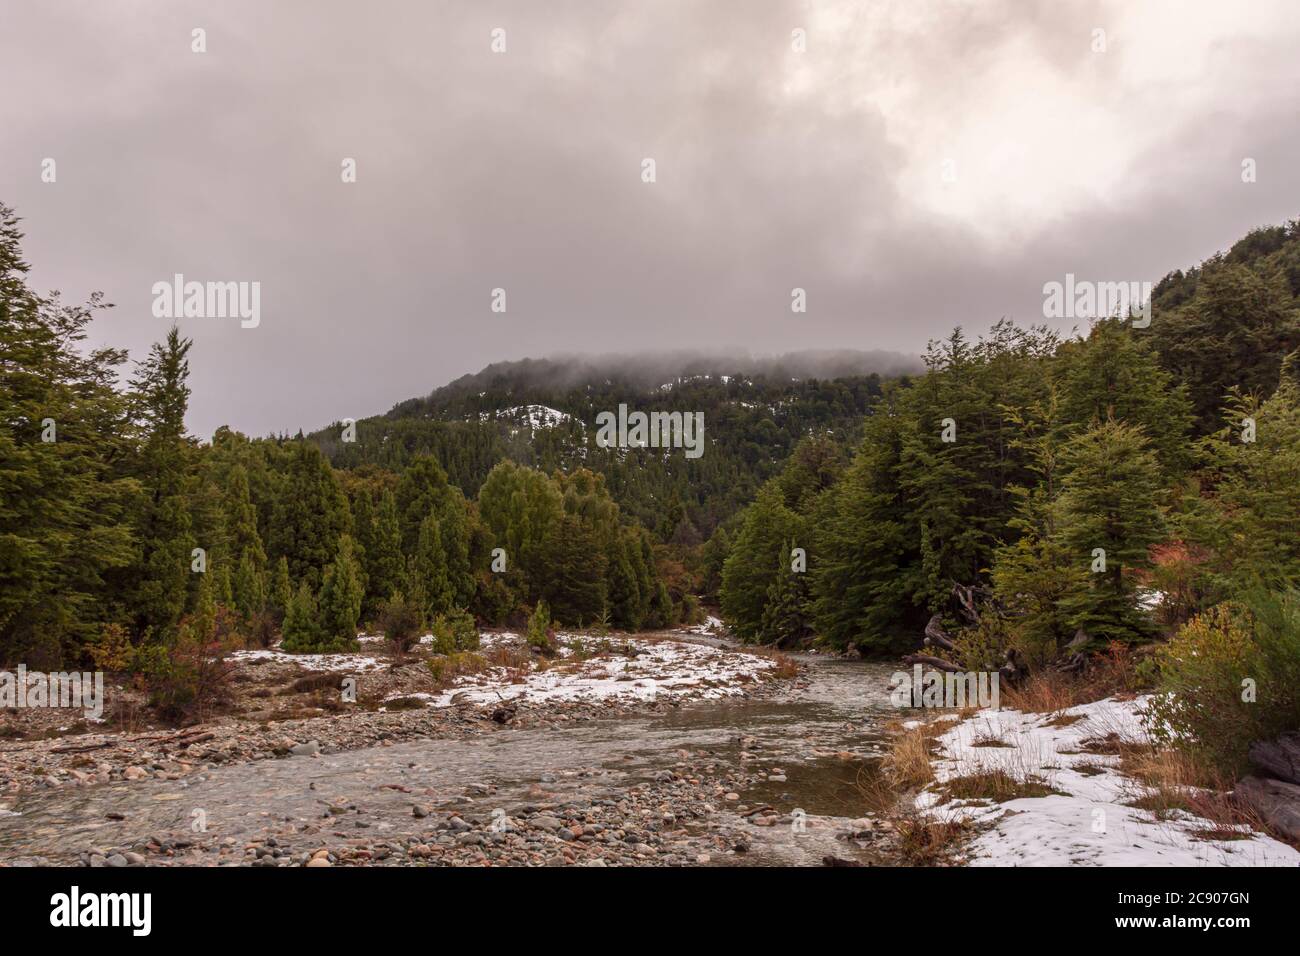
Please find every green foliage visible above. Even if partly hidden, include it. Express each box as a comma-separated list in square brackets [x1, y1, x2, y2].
[363, 490, 405, 616]
[526, 599, 553, 651]
[270, 556, 292, 619]
[377, 590, 425, 653]
[1054, 419, 1166, 642]
[757, 542, 812, 646]
[266, 441, 351, 589]
[720, 484, 802, 641]
[280, 582, 324, 652]
[428, 608, 479, 655]
[317, 534, 364, 648]
[1146, 593, 1300, 775]
[1151, 245, 1300, 434]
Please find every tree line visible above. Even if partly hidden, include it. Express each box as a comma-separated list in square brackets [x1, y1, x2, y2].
[0, 204, 678, 688]
[720, 220, 1300, 668]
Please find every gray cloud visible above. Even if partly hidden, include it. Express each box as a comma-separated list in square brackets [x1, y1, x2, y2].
[2, 0, 1297, 437]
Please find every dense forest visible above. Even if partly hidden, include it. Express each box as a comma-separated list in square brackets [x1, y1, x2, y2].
[4, 199, 1300, 772]
[718, 218, 1300, 653]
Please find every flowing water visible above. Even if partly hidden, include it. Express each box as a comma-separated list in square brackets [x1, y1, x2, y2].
[0, 649, 904, 866]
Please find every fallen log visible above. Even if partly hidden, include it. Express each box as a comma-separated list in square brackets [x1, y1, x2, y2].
[901, 653, 966, 674]
[50, 740, 114, 754]
[1249, 732, 1300, 786]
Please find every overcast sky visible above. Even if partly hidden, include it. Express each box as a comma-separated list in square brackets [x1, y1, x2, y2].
[3, 0, 1299, 438]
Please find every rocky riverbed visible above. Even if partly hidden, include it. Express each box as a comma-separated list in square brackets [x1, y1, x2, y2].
[0, 628, 908, 867]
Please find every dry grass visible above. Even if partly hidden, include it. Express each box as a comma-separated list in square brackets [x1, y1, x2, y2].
[970, 730, 1014, 748]
[425, 651, 490, 689]
[892, 814, 974, 865]
[881, 717, 959, 789]
[1003, 643, 1140, 715]
[854, 749, 973, 865]
[745, 647, 801, 679]
[941, 769, 1064, 803]
[1117, 745, 1283, 841]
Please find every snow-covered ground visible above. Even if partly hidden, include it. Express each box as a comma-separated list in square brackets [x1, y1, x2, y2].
[915, 696, 1300, 867]
[478, 404, 576, 429]
[227, 647, 387, 673]
[383, 635, 772, 710]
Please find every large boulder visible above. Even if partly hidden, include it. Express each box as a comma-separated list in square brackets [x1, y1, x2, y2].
[1235, 775, 1300, 842]
[1249, 731, 1300, 786]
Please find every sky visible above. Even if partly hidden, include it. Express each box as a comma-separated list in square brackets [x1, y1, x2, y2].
[2, 0, 1299, 438]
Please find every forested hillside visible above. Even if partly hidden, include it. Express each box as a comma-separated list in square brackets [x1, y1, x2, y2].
[310, 351, 915, 539]
[720, 220, 1300, 659]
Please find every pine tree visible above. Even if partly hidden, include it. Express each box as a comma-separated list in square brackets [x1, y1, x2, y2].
[363, 490, 405, 613]
[233, 551, 265, 621]
[266, 440, 351, 588]
[317, 534, 364, 648]
[809, 400, 920, 652]
[280, 582, 323, 652]
[758, 542, 812, 645]
[605, 530, 643, 629]
[720, 484, 801, 640]
[411, 513, 453, 620]
[541, 514, 607, 625]
[1055, 418, 1167, 642]
[270, 556, 292, 620]
[128, 327, 197, 640]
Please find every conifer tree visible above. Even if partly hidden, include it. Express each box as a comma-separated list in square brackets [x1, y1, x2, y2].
[720, 483, 801, 640]
[270, 556, 292, 620]
[363, 490, 406, 613]
[280, 581, 323, 652]
[317, 534, 364, 648]
[128, 327, 197, 640]
[412, 513, 453, 619]
[266, 441, 351, 588]
[1055, 419, 1166, 642]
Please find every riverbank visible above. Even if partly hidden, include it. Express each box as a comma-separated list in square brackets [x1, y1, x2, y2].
[0, 641, 909, 868]
[903, 695, 1300, 866]
[0, 625, 790, 799]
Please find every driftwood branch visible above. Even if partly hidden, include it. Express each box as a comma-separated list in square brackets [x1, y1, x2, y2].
[923, 613, 956, 651]
[952, 582, 982, 625]
[50, 740, 114, 754]
[902, 653, 966, 674]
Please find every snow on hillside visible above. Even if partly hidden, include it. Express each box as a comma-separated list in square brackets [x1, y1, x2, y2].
[478, 404, 577, 429]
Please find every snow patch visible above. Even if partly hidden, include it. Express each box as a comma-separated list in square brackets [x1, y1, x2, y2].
[916, 696, 1300, 867]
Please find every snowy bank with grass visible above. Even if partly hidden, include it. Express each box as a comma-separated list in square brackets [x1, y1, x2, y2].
[388, 635, 775, 709]
[915, 696, 1300, 866]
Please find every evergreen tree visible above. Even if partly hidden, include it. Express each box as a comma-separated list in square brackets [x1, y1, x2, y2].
[1055, 419, 1166, 642]
[280, 581, 323, 652]
[758, 541, 812, 645]
[317, 534, 364, 648]
[541, 514, 607, 625]
[266, 441, 351, 588]
[233, 551, 265, 621]
[363, 490, 405, 614]
[411, 513, 453, 619]
[720, 484, 801, 640]
[270, 556, 292, 620]
[809, 402, 920, 652]
[128, 327, 197, 640]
